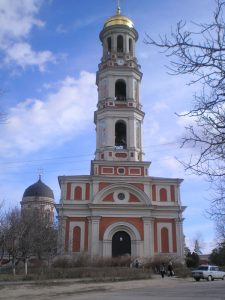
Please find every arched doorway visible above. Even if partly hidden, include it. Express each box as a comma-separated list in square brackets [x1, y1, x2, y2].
[112, 231, 131, 257]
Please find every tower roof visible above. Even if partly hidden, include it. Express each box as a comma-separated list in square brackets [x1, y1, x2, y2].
[104, 14, 134, 29]
[22, 177, 54, 199]
[104, 2, 134, 29]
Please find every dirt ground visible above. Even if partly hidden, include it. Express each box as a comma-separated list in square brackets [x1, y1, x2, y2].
[0, 276, 194, 300]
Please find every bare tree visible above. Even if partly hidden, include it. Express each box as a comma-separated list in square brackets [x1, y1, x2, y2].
[0, 201, 7, 264]
[24, 210, 57, 261]
[19, 210, 57, 274]
[1, 207, 57, 276]
[207, 179, 225, 240]
[144, 0, 225, 237]
[3, 207, 25, 275]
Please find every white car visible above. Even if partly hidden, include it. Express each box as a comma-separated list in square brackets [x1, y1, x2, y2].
[192, 265, 225, 281]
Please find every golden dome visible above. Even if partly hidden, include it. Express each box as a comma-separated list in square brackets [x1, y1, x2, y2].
[104, 15, 134, 29]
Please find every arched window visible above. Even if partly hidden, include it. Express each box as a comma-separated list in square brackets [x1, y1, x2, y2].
[115, 121, 127, 149]
[161, 227, 169, 253]
[107, 37, 112, 53]
[160, 188, 167, 202]
[45, 209, 51, 223]
[115, 80, 126, 101]
[74, 186, 82, 200]
[129, 38, 133, 54]
[117, 35, 123, 53]
[72, 226, 81, 252]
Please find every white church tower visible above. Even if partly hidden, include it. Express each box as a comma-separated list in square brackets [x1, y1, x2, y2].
[56, 4, 185, 259]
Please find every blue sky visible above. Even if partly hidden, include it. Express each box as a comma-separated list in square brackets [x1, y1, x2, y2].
[0, 0, 216, 253]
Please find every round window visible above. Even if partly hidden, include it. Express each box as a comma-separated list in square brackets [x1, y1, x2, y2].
[118, 193, 125, 200]
[118, 168, 125, 175]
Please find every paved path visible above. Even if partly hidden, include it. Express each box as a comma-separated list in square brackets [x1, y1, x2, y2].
[0, 276, 225, 300]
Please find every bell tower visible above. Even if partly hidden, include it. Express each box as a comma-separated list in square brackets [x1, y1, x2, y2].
[92, 4, 150, 176]
[56, 3, 185, 260]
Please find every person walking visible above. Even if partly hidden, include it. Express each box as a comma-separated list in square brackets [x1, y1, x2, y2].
[159, 263, 166, 278]
[168, 261, 174, 277]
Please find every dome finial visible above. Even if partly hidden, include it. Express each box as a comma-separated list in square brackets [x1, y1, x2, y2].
[117, 0, 121, 15]
[38, 168, 43, 181]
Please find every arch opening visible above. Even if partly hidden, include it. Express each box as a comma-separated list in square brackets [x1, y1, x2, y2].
[160, 188, 167, 202]
[73, 226, 81, 252]
[115, 80, 126, 101]
[129, 38, 133, 54]
[161, 227, 169, 253]
[112, 231, 131, 257]
[74, 186, 82, 200]
[107, 37, 112, 53]
[115, 121, 127, 149]
[117, 35, 123, 53]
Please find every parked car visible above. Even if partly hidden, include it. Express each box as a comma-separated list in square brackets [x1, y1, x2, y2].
[192, 265, 225, 281]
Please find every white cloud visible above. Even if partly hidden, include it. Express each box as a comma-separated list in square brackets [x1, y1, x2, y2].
[0, 0, 55, 70]
[0, 0, 44, 42]
[0, 71, 97, 157]
[4, 42, 55, 71]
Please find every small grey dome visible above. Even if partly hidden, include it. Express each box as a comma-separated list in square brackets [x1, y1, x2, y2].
[23, 177, 54, 199]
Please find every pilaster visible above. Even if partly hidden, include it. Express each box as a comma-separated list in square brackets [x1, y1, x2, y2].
[57, 216, 67, 254]
[142, 217, 154, 257]
[176, 218, 184, 259]
[88, 216, 101, 256]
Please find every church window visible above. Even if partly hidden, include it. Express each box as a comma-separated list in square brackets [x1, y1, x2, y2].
[129, 38, 133, 54]
[161, 227, 169, 253]
[117, 35, 123, 53]
[107, 37, 112, 53]
[115, 80, 126, 101]
[66, 182, 71, 200]
[45, 209, 51, 222]
[72, 226, 81, 252]
[118, 167, 125, 175]
[118, 193, 125, 200]
[160, 188, 167, 202]
[115, 121, 127, 149]
[74, 186, 82, 200]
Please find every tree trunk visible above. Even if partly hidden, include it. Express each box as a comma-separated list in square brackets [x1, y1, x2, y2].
[24, 258, 28, 276]
[12, 258, 16, 276]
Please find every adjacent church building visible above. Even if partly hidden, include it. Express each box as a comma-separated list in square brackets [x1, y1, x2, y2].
[55, 7, 185, 259]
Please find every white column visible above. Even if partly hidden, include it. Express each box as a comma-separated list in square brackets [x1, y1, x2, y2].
[87, 217, 92, 255]
[103, 240, 111, 257]
[107, 118, 115, 146]
[112, 34, 116, 53]
[90, 216, 101, 257]
[142, 217, 154, 257]
[60, 177, 67, 201]
[57, 216, 67, 254]
[176, 218, 184, 259]
[128, 117, 135, 149]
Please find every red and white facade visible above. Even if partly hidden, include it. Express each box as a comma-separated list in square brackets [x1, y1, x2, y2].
[56, 8, 185, 259]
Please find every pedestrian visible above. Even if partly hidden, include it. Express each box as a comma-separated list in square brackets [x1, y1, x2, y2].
[135, 259, 139, 268]
[168, 261, 174, 277]
[159, 263, 166, 278]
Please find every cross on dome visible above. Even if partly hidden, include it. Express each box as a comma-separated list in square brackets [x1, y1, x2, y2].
[117, 0, 121, 15]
